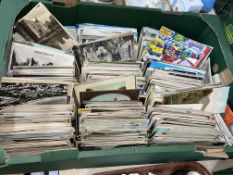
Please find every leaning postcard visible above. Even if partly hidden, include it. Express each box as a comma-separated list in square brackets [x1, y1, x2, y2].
[14, 3, 76, 50]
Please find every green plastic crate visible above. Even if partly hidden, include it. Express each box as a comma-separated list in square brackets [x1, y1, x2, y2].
[215, 0, 233, 62]
[215, 0, 233, 16]
[1, 0, 233, 174]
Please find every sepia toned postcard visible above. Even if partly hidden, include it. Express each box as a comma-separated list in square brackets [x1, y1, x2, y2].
[14, 3, 77, 50]
[80, 89, 139, 103]
[74, 75, 136, 103]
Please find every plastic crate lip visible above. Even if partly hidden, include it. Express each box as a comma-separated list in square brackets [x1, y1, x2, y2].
[5, 144, 196, 165]
[1, 0, 233, 173]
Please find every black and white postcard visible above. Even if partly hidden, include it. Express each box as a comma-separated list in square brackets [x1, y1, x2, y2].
[73, 32, 135, 63]
[0, 78, 73, 107]
[9, 42, 74, 69]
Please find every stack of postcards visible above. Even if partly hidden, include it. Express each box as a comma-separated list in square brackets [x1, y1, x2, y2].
[79, 100, 148, 149]
[0, 77, 74, 156]
[1, 2, 233, 157]
[0, 3, 77, 156]
[74, 75, 148, 149]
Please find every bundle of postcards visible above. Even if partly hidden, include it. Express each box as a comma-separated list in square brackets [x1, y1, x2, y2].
[139, 26, 233, 152]
[75, 23, 146, 94]
[2, 2, 233, 157]
[72, 23, 149, 149]
[11, 2, 78, 83]
[0, 3, 78, 156]
[72, 23, 233, 152]
[74, 75, 148, 149]
[0, 77, 75, 156]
